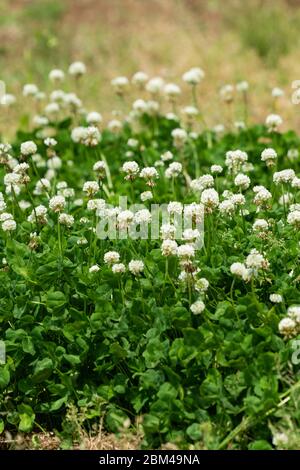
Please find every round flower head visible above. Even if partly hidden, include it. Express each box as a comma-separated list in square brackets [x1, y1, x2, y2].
[128, 260, 144, 276]
[68, 61, 86, 77]
[111, 76, 129, 95]
[278, 317, 297, 338]
[287, 210, 300, 227]
[140, 191, 153, 202]
[272, 87, 284, 98]
[220, 84, 234, 103]
[165, 162, 182, 179]
[122, 161, 139, 180]
[270, 294, 283, 304]
[171, 128, 187, 148]
[89, 265, 100, 273]
[182, 67, 205, 85]
[104, 251, 120, 265]
[190, 300, 205, 315]
[107, 119, 122, 134]
[261, 148, 277, 167]
[86, 111, 102, 125]
[146, 77, 164, 95]
[132, 71, 149, 88]
[58, 213, 74, 227]
[23, 84, 39, 97]
[49, 195, 66, 212]
[236, 81, 249, 92]
[112, 263, 126, 274]
[211, 165, 223, 174]
[201, 188, 219, 212]
[1, 94, 16, 107]
[164, 83, 181, 102]
[21, 141, 37, 156]
[49, 69, 65, 83]
[265, 113, 282, 132]
[139, 167, 159, 186]
[132, 99, 147, 114]
[161, 239, 178, 256]
[234, 173, 250, 190]
[83, 181, 100, 197]
[2, 219, 16, 232]
[93, 161, 106, 178]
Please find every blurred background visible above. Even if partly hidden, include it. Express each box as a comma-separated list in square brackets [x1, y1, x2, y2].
[1, 0, 300, 131]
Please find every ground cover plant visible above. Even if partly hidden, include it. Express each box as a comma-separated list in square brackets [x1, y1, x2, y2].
[0, 66, 300, 450]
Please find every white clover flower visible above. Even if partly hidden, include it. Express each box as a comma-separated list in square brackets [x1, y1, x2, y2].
[234, 121, 246, 130]
[253, 219, 269, 232]
[287, 148, 299, 161]
[261, 148, 277, 166]
[128, 260, 144, 276]
[21, 140, 37, 156]
[272, 432, 289, 448]
[48, 195, 65, 213]
[140, 166, 159, 186]
[86, 111, 102, 125]
[146, 77, 165, 95]
[132, 99, 148, 114]
[171, 128, 188, 148]
[2, 219, 16, 232]
[287, 306, 300, 323]
[0, 94, 16, 107]
[111, 76, 129, 95]
[220, 84, 234, 102]
[278, 317, 297, 338]
[183, 228, 200, 242]
[161, 239, 178, 256]
[219, 199, 235, 215]
[211, 165, 223, 174]
[236, 81, 249, 92]
[44, 102, 60, 116]
[27, 205, 48, 224]
[34, 178, 51, 195]
[182, 106, 198, 121]
[44, 137, 57, 147]
[23, 84, 39, 97]
[146, 100, 160, 115]
[182, 67, 205, 85]
[64, 93, 82, 108]
[266, 113, 282, 132]
[184, 203, 203, 223]
[4, 172, 21, 187]
[134, 209, 152, 224]
[132, 71, 149, 88]
[122, 161, 140, 180]
[195, 278, 209, 293]
[89, 265, 100, 273]
[165, 161, 182, 179]
[71, 126, 87, 143]
[58, 213, 74, 227]
[104, 251, 120, 265]
[246, 249, 269, 271]
[200, 188, 219, 211]
[112, 263, 126, 274]
[287, 210, 300, 227]
[68, 61, 86, 77]
[225, 150, 248, 173]
[164, 83, 181, 101]
[0, 212, 14, 222]
[291, 177, 300, 189]
[117, 210, 134, 229]
[93, 160, 106, 177]
[273, 169, 295, 185]
[253, 187, 272, 206]
[167, 201, 183, 215]
[49, 69, 65, 83]
[234, 173, 251, 190]
[107, 119, 122, 134]
[190, 300, 205, 315]
[140, 191, 153, 202]
[230, 262, 247, 278]
[33, 115, 49, 127]
[272, 87, 284, 98]
[82, 126, 101, 146]
[270, 294, 283, 304]
[83, 181, 99, 197]
[161, 223, 176, 240]
[177, 244, 195, 259]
